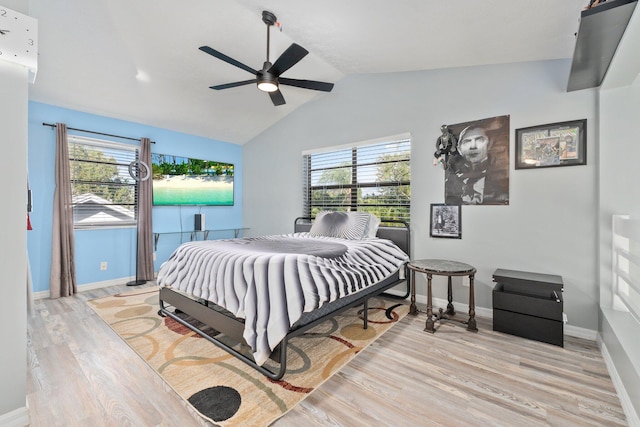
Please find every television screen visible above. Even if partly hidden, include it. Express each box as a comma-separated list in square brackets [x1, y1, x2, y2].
[151, 152, 234, 206]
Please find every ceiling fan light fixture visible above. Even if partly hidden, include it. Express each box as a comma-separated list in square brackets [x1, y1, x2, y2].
[257, 71, 278, 92]
[257, 81, 278, 92]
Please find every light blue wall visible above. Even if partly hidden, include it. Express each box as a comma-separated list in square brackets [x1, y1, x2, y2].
[243, 59, 599, 330]
[27, 102, 243, 293]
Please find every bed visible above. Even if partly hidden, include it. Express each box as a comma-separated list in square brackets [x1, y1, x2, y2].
[156, 212, 411, 380]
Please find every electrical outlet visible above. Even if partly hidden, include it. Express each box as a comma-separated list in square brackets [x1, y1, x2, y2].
[153, 252, 156, 261]
[462, 276, 470, 287]
[100, 261, 107, 271]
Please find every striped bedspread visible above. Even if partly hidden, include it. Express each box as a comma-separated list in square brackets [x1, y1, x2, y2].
[156, 232, 409, 366]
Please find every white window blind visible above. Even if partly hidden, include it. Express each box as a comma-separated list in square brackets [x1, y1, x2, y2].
[68, 135, 139, 228]
[612, 214, 640, 324]
[303, 136, 411, 224]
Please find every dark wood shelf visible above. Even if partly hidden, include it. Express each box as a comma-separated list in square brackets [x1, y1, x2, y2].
[567, 0, 637, 92]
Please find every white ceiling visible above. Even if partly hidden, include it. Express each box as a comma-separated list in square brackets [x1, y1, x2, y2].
[28, 0, 587, 145]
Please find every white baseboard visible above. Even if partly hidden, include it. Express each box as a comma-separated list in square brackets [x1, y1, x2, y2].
[564, 324, 597, 340]
[32, 276, 135, 300]
[37, 279, 598, 340]
[386, 290, 597, 340]
[428, 295, 493, 319]
[599, 335, 640, 427]
[384, 290, 492, 318]
[0, 406, 29, 427]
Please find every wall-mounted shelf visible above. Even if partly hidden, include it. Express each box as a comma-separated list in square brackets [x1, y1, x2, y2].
[567, 0, 638, 92]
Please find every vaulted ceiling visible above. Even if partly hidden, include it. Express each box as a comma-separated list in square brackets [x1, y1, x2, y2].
[28, 0, 586, 144]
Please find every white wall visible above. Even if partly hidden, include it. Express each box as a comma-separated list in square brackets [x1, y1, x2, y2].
[598, 5, 640, 423]
[0, 60, 29, 424]
[243, 59, 598, 330]
[599, 78, 640, 427]
[1, 1, 31, 423]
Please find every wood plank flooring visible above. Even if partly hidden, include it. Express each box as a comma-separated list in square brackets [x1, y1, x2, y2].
[26, 282, 628, 426]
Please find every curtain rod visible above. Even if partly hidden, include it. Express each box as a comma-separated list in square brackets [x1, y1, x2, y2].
[42, 122, 156, 144]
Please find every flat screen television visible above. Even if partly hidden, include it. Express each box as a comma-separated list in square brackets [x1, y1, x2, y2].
[151, 152, 234, 206]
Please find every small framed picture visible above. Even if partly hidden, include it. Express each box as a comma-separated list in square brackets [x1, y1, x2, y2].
[515, 119, 586, 169]
[430, 204, 461, 239]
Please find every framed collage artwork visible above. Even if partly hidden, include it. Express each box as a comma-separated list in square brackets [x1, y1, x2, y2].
[515, 119, 586, 169]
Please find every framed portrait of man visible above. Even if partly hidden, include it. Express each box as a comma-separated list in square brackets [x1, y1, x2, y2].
[430, 204, 461, 239]
[444, 115, 510, 205]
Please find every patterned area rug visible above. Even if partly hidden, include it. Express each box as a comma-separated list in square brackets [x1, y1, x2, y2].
[89, 287, 409, 426]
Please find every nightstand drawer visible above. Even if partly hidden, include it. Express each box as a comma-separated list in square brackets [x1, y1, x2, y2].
[493, 283, 563, 321]
[493, 309, 563, 347]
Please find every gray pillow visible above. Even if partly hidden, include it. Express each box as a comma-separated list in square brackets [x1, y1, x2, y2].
[309, 211, 370, 240]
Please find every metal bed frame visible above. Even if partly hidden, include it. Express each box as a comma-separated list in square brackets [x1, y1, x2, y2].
[158, 217, 411, 380]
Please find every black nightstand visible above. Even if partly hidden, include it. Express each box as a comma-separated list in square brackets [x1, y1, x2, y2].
[492, 268, 564, 346]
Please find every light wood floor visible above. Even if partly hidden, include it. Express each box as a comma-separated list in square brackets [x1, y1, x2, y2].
[27, 282, 628, 427]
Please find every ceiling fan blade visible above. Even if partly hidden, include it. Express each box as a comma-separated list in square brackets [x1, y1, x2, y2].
[209, 80, 256, 90]
[199, 46, 257, 75]
[269, 90, 286, 106]
[279, 77, 334, 92]
[269, 43, 308, 76]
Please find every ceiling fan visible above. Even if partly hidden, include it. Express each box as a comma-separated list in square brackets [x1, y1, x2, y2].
[199, 10, 334, 106]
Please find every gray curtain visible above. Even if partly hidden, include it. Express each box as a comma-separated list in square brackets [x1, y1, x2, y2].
[137, 137, 154, 280]
[50, 123, 77, 298]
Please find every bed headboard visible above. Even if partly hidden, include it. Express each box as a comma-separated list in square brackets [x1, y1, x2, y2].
[294, 217, 411, 258]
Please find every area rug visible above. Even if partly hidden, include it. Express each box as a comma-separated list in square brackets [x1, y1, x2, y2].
[89, 287, 409, 426]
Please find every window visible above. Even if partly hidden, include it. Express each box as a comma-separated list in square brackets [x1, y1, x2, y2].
[612, 215, 640, 324]
[303, 134, 411, 224]
[68, 135, 139, 228]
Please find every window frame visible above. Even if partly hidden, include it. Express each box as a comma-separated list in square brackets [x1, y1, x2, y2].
[612, 214, 640, 324]
[67, 135, 140, 230]
[302, 134, 411, 224]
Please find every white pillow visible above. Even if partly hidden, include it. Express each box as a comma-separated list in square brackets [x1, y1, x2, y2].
[309, 211, 370, 240]
[362, 213, 381, 238]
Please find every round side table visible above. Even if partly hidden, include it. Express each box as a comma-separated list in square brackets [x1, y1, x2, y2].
[408, 259, 477, 333]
